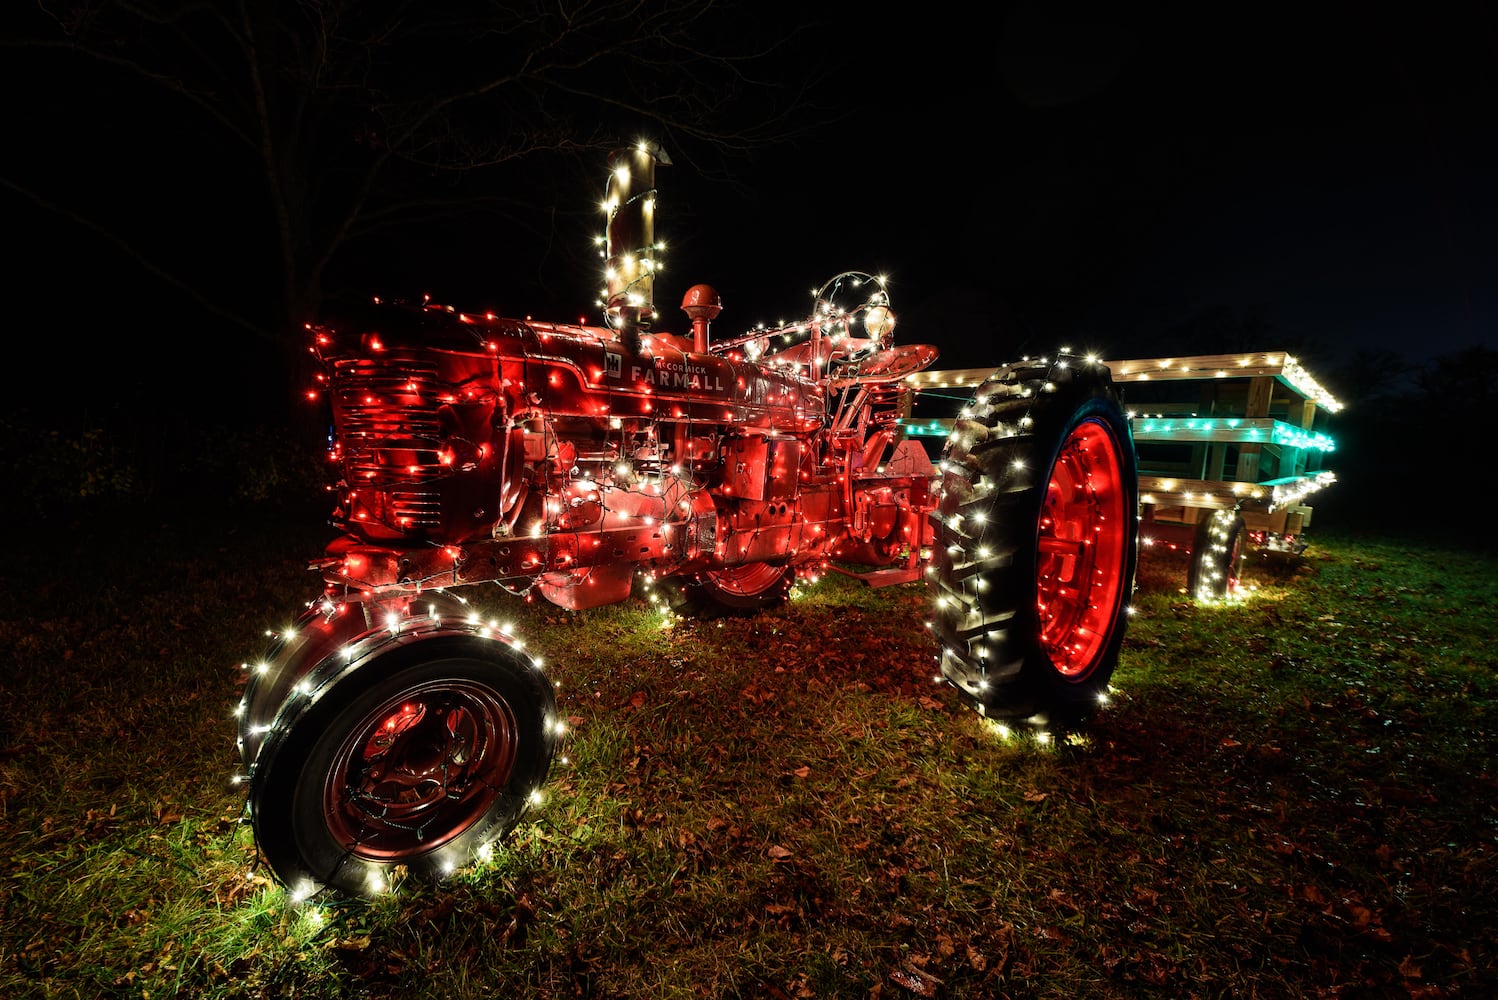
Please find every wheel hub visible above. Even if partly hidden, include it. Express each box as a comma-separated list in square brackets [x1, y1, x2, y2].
[325, 682, 520, 858]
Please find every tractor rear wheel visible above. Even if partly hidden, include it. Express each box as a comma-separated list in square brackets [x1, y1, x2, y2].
[929, 353, 1138, 727]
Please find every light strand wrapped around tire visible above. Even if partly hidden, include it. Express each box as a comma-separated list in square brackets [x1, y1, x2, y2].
[238, 592, 560, 898]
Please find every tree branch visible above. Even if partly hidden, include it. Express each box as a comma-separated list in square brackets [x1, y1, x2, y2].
[1, 173, 271, 341]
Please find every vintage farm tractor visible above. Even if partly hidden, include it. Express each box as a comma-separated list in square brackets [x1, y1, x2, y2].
[236, 146, 1140, 898]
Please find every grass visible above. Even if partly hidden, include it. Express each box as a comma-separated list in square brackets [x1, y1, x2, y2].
[1, 504, 1493, 998]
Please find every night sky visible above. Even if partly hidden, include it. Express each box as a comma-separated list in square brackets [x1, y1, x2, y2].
[663, 3, 1497, 372]
[5, 2, 1494, 414]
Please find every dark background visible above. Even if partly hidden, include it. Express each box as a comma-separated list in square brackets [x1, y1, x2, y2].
[4, 1, 1494, 530]
[688, 3, 1496, 374]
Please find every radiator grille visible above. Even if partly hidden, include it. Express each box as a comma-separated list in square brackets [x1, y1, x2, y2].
[386, 490, 443, 531]
[330, 358, 446, 497]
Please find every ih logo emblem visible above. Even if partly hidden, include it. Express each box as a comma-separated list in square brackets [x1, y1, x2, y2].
[604, 350, 622, 378]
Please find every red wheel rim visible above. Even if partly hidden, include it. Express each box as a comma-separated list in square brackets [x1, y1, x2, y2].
[1035, 418, 1131, 678]
[324, 680, 519, 860]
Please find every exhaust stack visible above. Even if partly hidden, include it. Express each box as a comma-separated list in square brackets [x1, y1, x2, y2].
[604, 142, 670, 355]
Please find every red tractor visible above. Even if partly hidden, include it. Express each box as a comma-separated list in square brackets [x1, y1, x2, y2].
[237, 146, 1140, 898]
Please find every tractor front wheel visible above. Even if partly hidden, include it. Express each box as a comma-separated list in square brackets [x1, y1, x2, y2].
[247, 633, 558, 898]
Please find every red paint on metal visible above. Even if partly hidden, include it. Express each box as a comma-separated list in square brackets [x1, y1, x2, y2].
[1036, 419, 1132, 676]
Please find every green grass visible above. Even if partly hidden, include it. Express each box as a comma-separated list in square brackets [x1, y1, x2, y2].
[1, 509, 1493, 998]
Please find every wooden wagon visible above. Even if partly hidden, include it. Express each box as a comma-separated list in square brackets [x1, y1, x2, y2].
[903, 350, 1343, 600]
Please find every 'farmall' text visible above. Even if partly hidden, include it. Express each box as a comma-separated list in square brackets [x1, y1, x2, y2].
[632, 360, 726, 391]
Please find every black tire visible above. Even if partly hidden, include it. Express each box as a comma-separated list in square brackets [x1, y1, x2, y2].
[1187, 510, 1249, 601]
[247, 630, 558, 898]
[665, 562, 794, 619]
[929, 353, 1138, 726]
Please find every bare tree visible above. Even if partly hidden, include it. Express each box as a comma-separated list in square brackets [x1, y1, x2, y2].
[5, 0, 829, 418]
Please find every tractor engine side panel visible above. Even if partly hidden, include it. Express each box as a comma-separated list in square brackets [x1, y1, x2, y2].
[520, 324, 822, 434]
[313, 306, 833, 598]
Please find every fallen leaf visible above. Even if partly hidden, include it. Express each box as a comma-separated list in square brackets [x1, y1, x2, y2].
[1048, 888, 1079, 911]
[888, 964, 941, 997]
[767, 845, 793, 859]
[1300, 884, 1329, 906]
[1138, 952, 1174, 986]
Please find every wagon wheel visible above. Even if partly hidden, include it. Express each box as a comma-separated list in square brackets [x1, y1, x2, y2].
[1187, 509, 1249, 601]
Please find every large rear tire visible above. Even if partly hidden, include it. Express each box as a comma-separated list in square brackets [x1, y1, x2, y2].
[246, 620, 558, 899]
[930, 353, 1138, 726]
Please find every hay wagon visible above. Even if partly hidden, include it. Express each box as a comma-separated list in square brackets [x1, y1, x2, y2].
[903, 350, 1343, 600]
